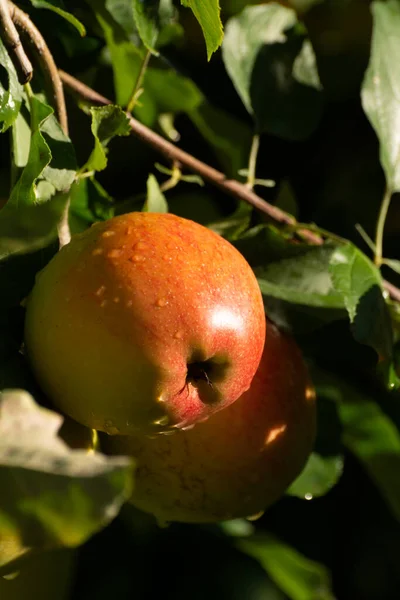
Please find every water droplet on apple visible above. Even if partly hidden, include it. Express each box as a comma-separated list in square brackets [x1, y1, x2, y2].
[95, 285, 106, 297]
[92, 247, 103, 256]
[107, 249, 122, 259]
[246, 511, 264, 522]
[155, 297, 168, 307]
[163, 254, 171, 261]
[102, 230, 115, 238]
[113, 297, 120, 303]
[130, 254, 146, 263]
[100, 299, 108, 308]
[173, 330, 183, 339]
[133, 241, 147, 251]
[126, 300, 133, 308]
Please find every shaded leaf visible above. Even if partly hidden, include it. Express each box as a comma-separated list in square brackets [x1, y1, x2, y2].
[361, 0, 400, 191]
[287, 452, 344, 499]
[84, 106, 131, 173]
[330, 243, 392, 359]
[181, 0, 223, 60]
[384, 259, 400, 275]
[0, 37, 22, 132]
[238, 533, 335, 600]
[0, 390, 133, 569]
[29, 0, 86, 36]
[222, 4, 322, 140]
[143, 174, 168, 212]
[69, 177, 114, 233]
[133, 0, 161, 53]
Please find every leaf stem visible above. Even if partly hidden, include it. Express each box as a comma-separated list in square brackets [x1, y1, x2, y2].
[126, 49, 151, 114]
[375, 186, 392, 266]
[246, 134, 260, 190]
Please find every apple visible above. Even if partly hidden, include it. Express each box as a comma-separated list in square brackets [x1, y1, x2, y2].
[24, 212, 265, 436]
[102, 321, 316, 523]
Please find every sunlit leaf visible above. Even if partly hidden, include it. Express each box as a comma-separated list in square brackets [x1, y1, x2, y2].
[143, 174, 168, 212]
[84, 106, 131, 173]
[361, 0, 400, 191]
[181, 0, 223, 60]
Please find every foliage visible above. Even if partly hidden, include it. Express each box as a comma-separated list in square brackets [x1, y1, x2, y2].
[1, 0, 400, 598]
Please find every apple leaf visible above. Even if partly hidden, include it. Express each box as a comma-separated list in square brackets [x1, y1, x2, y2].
[0, 97, 71, 260]
[143, 174, 168, 213]
[383, 259, 400, 275]
[237, 534, 335, 600]
[132, 0, 162, 54]
[315, 369, 400, 524]
[0, 37, 22, 132]
[222, 4, 322, 140]
[287, 452, 344, 499]
[69, 178, 114, 234]
[28, 0, 86, 36]
[0, 390, 134, 570]
[181, 0, 223, 60]
[329, 243, 393, 359]
[84, 106, 131, 173]
[361, 0, 400, 192]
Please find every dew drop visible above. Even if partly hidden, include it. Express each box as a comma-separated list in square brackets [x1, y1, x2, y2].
[163, 254, 170, 261]
[126, 300, 133, 308]
[156, 297, 168, 307]
[305, 493, 313, 501]
[113, 297, 120, 303]
[130, 254, 146, 263]
[133, 241, 147, 251]
[125, 226, 133, 235]
[173, 330, 183, 339]
[92, 248, 103, 256]
[107, 249, 122, 259]
[102, 230, 115, 238]
[95, 285, 106, 297]
[100, 300, 108, 308]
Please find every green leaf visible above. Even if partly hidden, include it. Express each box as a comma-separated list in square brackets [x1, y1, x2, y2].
[143, 174, 168, 212]
[132, 0, 161, 54]
[0, 390, 133, 569]
[0, 37, 22, 132]
[105, 0, 136, 36]
[287, 452, 344, 499]
[181, 0, 223, 60]
[256, 244, 345, 309]
[329, 243, 393, 359]
[0, 97, 70, 260]
[383, 258, 400, 275]
[29, 0, 86, 36]
[237, 533, 335, 600]
[361, 0, 400, 191]
[69, 177, 114, 234]
[315, 369, 400, 524]
[222, 5, 322, 140]
[84, 105, 131, 173]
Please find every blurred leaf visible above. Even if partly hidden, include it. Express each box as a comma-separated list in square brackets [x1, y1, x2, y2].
[315, 369, 400, 524]
[209, 203, 252, 240]
[330, 243, 393, 359]
[143, 174, 168, 212]
[0, 390, 133, 569]
[11, 111, 30, 169]
[361, 0, 400, 192]
[133, 0, 165, 54]
[84, 105, 131, 173]
[41, 113, 77, 192]
[0, 38, 22, 132]
[383, 259, 400, 275]
[222, 4, 322, 140]
[181, 0, 223, 60]
[237, 533, 335, 600]
[105, 0, 136, 36]
[29, 0, 86, 36]
[287, 452, 344, 499]
[256, 244, 345, 309]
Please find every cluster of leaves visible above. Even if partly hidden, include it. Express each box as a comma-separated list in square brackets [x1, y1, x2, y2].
[1, 0, 400, 598]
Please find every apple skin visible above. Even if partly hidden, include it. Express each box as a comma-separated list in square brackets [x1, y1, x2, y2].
[24, 212, 265, 436]
[102, 321, 316, 523]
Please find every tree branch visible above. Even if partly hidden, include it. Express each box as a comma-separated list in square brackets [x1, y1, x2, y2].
[0, 0, 32, 83]
[9, 1, 68, 135]
[57, 70, 400, 304]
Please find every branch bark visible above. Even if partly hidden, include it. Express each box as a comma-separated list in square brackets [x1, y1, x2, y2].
[9, 1, 68, 135]
[0, 0, 32, 83]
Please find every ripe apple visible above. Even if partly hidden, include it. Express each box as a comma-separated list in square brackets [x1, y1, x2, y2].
[24, 212, 265, 436]
[103, 321, 316, 523]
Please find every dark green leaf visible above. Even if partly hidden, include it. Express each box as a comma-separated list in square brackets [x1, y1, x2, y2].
[133, 0, 161, 54]
[0, 390, 133, 569]
[222, 5, 322, 140]
[84, 106, 131, 173]
[361, 0, 400, 191]
[237, 534, 335, 600]
[143, 174, 168, 212]
[330, 243, 393, 359]
[0, 38, 22, 132]
[287, 452, 344, 499]
[181, 0, 223, 60]
[29, 0, 86, 36]
[69, 177, 114, 233]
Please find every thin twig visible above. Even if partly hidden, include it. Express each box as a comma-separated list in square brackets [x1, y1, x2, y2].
[0, 0, 32, 83]
[126, 49, 151, 114]
[9, 1, 68, 135]
[58, 69, 400, 304]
